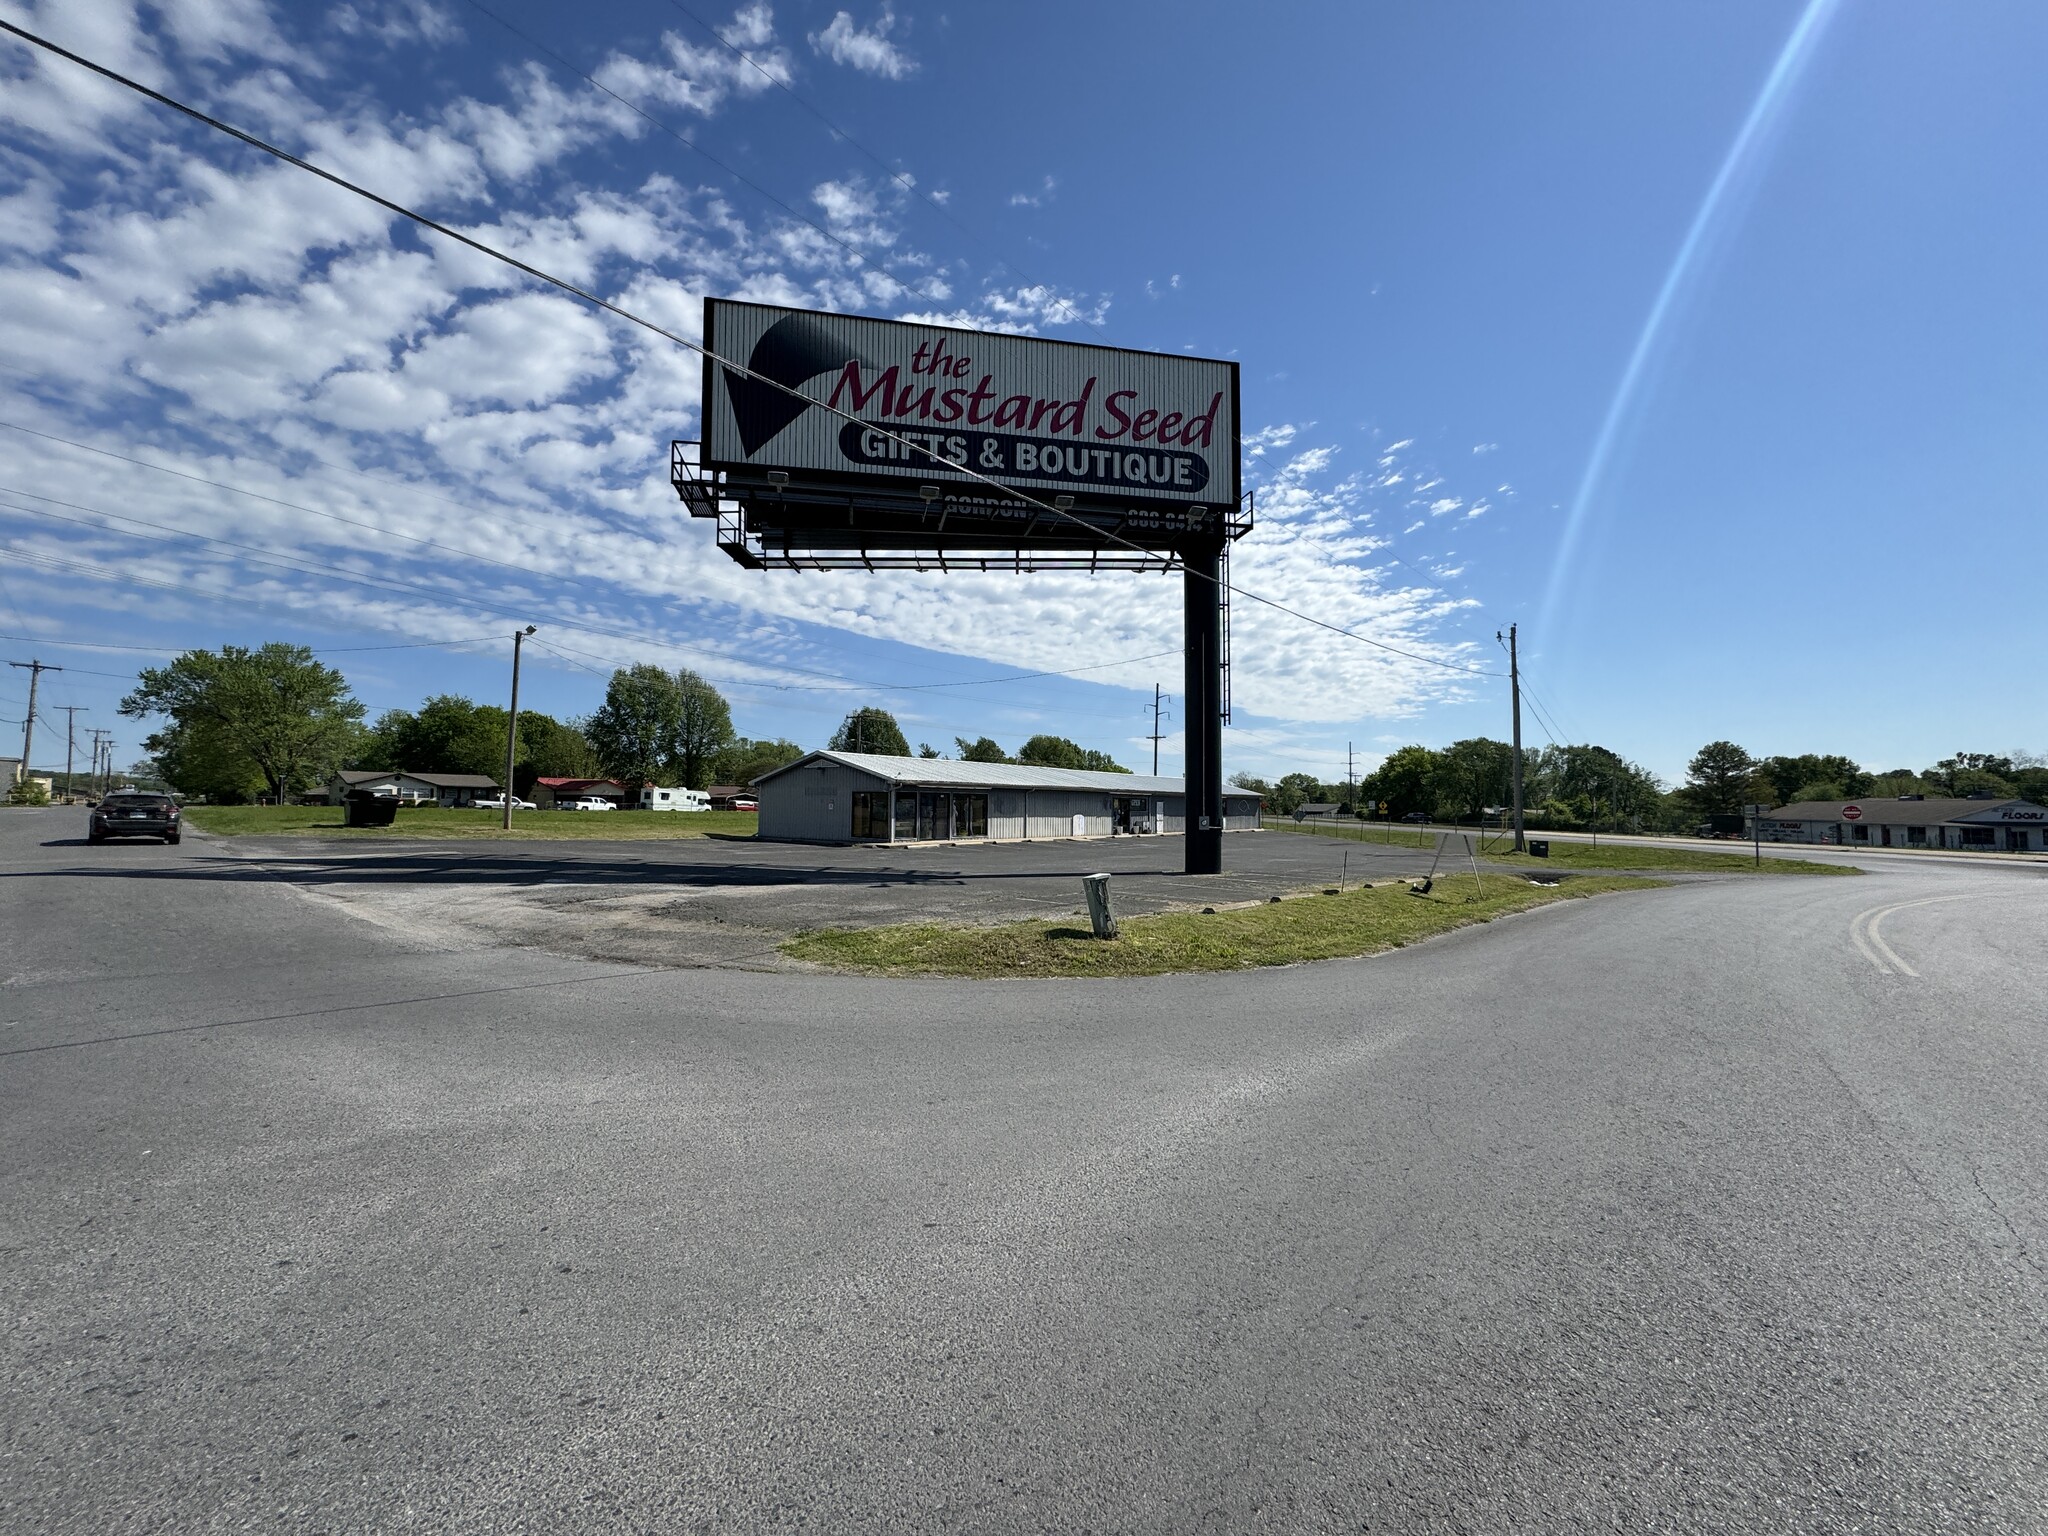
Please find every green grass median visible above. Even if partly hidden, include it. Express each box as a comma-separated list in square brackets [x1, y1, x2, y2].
[181, 805, 760, 840]
[1482, 842, 1857, 875]
[783, 872, 1658, 978]
[1261, 818, 1856, 875]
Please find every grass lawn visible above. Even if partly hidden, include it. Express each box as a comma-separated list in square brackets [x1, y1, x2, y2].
[182, 805, 760, 840]
[783, 872, 1657, 978]
[1261, 817, 1856, 875]
[1260, 816, 1440, 849]
[1482, 842, 1858, 876]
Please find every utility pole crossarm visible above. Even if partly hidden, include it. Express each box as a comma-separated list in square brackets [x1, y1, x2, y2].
[8, 658, 61, 777]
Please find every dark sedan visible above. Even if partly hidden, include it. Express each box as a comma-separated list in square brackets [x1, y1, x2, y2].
[88, 793, 182, 844]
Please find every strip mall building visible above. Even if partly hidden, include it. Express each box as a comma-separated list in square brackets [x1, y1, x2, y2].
[755, 751, 1263, 845]
[1760, 796, 2047, 852]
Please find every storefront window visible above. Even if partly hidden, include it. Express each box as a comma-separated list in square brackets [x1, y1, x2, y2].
[850, 791, 889, 840]
[894, 792, 916, 841]
[952, 793, 988, 838]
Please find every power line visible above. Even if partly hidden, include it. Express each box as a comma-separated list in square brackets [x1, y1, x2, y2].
[656, 0, 1108, 335]
[458, 0, 949, 307]
[0, 19, 1503, 683]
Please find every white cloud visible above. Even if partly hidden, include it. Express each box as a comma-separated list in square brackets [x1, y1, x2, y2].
[0, 0, 1486, 752]
[808, 8, 915, 79]
[1009, 175, 1057, 208]
[1471, 442, 1497, 455]
[1428, 498, 1462, 517]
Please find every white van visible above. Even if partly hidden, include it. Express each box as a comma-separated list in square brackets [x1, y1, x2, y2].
[638, 786, 709, 813]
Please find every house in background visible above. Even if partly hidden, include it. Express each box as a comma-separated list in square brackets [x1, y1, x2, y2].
[704, 784, 752, 808]
[329, 769, 501, 807]
[531, 777, 630, 810]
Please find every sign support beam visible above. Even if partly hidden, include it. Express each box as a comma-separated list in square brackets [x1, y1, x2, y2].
[1184, 538, 1225, 876]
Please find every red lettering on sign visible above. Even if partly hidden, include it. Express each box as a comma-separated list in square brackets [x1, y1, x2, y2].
[1097, 389, 1138, 440]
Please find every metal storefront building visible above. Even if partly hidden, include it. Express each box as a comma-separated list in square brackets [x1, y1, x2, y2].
[755, 751, 1264, 845]
[1759, 796, 2047, 852]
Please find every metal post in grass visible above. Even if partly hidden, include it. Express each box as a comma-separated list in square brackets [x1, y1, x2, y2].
[1082, 872, 1118, 939]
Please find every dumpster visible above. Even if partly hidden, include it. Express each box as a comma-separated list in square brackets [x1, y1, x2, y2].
[344, 790, 399, 828]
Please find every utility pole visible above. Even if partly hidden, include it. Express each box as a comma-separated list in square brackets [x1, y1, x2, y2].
[1147, 685, 1171, 776]
[59, 705, 85, 802]
[1347, 741, 1356, 807]
[90, 727, 113, 798]
[503, 626, 535, 830]
[7, 658, 59, 776]
[1502, 623, 1526, 853]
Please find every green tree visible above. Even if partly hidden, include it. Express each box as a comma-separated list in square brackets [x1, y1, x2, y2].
[354, 708, 411, 770]
[1756, 753, 1871, 805]
[1869, 769, 1930, 798]
[1925, 753, 2016, 798]
[1012, 734, 1126, 772]
[1788, 779, 1848, 804]
[120, 644, 364, 804]
[1361, 745, 1438, 819]
[2011, 753, 2048, 806]
[1228, 773, 1272, 805]
[382, 695, 507, 777]
[916, 742, 941, 758]
[668, 670, 735, 789]
[143, 715, 266, 803]
[1267, 772, 1323, 814]
[7, 776, 50, 805]
[585, 664, 685, 785]
[955, 735, 1010, 763]
[1535, 743, 1662, 826]
[710, 736, 805, 786]
[515, 712, 601, 795]
[1683, 740, 1758, 816]
[1433, 737, 1516, 821]
[829, 707, 909, 757]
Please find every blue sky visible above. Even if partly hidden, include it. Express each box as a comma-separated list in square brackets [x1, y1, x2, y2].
[2, 0, 2042, 786]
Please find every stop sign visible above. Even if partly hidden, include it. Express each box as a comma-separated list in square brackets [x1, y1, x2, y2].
[1842, 805, 1863, 821]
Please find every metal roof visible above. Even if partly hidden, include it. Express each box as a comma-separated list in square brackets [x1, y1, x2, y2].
[1768, 796, 2040, 825]
[755, 750, 1265, 798]
[336, 769, 501, 789]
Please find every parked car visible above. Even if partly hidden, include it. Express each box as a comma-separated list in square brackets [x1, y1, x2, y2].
[729, 796, 759, 812]
[1401, 810, 1430, 823]
[89, 791, 181, 844]
[473, 796, 537, 811]
[565, 797, 616, 811]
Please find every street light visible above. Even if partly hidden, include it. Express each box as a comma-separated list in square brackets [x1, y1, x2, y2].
[504, 626, 536, 831]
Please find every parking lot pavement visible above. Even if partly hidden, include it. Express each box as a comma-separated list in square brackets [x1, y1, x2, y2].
[146, 825, 1470, 966]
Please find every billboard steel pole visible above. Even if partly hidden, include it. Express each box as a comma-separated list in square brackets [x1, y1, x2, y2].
[1184, 539, 1224, 876]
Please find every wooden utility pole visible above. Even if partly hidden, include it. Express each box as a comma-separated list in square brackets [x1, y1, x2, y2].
[89, 727, 112, 798]
[1503, 624, 1526, 853]
[503, 626, 534, 830]
[7, 658, 58, 775]
[58, 705, 85, 802]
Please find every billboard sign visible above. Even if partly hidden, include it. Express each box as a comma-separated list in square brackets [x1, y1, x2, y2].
[695, 300, 1241, 557]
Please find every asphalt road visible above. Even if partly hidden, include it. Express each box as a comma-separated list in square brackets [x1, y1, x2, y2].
[4, 805, 2046, 1532]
